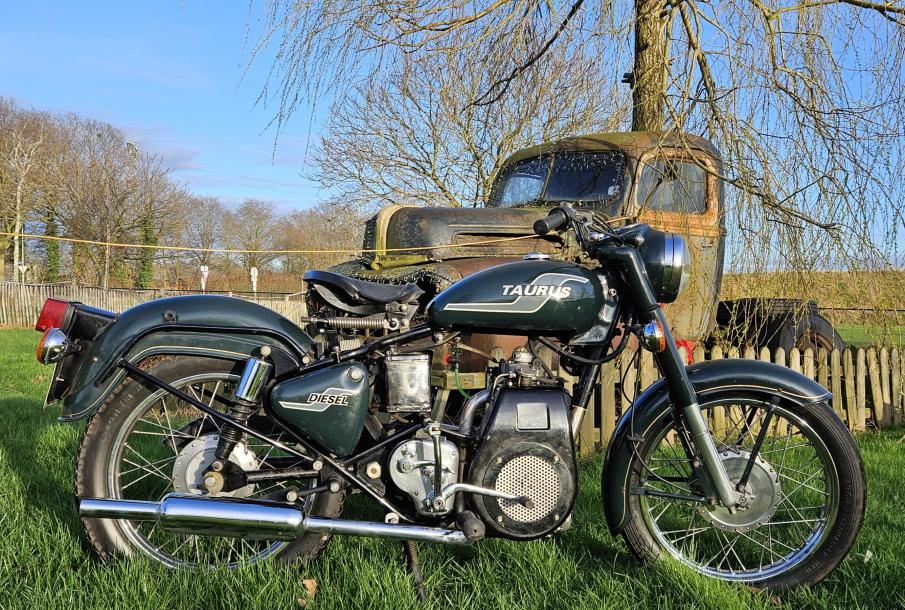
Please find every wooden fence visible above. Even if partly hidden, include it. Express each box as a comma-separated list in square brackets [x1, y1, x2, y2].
[0, 282, 307, 327]
[572, 343, 904, 454]
[4, 284, 902, 454]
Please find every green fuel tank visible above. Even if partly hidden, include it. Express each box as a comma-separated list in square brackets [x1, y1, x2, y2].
[427, 259, 606, 337]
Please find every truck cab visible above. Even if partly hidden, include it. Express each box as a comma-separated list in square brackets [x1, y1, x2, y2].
[324, 130, 841, 367]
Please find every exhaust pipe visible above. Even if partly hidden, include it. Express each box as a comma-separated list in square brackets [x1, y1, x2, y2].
[80, 494, 470, 545]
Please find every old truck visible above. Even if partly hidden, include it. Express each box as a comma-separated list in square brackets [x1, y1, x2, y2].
[325, 131, 843, 372]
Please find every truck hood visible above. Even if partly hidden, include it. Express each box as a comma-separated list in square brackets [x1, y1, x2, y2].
[361, 205, 572, 270]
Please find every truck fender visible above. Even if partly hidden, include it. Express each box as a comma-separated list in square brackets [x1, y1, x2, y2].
[601, 358, 832, 534]
[58, 295, 314, 422]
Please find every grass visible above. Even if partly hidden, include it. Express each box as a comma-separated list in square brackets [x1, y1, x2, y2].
[836, 324, 905, 348]
[0, 327, 902, 609]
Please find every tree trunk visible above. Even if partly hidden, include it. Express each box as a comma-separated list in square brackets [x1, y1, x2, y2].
[631, 0, 669, 132]
[13, 182, 23, 284]
[103, 228, 111, 289]
[45, 210, 60, 283]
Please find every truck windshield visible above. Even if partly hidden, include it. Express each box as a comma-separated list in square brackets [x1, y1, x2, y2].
[491, 150, 625, 210]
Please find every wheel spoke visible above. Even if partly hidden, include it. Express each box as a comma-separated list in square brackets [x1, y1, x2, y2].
[109, 371, 296, 568]
[639, 398, 835, 581]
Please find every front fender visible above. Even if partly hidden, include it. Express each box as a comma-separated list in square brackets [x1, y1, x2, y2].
[59, 295, 313, 422]
[602, 358, 832, 534]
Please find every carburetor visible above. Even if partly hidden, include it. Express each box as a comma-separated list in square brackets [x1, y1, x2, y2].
[495, 346, 554, 388]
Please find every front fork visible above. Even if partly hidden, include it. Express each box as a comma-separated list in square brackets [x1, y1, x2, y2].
[595, 244, 739, 510]
[649, 307, 739, 510]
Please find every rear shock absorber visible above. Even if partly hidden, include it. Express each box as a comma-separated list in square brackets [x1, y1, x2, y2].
[205, 347, 274, 493]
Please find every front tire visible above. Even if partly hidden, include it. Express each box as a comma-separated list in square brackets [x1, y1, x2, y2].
[77, 355, 344, 568]
[619, 391, 865, 591]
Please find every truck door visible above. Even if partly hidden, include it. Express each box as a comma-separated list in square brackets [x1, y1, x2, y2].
[629, 148, 725, 342]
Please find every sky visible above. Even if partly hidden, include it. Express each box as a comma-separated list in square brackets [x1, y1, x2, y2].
[0, 1, 326, 211]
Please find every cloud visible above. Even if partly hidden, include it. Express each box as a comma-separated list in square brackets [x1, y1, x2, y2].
[123, 124, 201, 171]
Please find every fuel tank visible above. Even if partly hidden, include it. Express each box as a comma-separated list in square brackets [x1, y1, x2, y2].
[427, 259, 605, 336]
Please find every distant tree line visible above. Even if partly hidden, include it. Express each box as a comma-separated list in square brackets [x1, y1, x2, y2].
[0, 97, 362, 292]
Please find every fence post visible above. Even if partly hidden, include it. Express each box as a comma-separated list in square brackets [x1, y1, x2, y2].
[600, 362, 618, 447]
[880, 347, 892, 428]
[817, 347, 828, 386]
[803, 347, 816, 380]
[867, 348, 884, 428]
[830, 349, 843, 420]
[892, 348, 903, 426]
[843, 349, 857, 430]
[774, 347, 787, 435]
[856, 348, 867, 431]
[711, 345, 726, 437]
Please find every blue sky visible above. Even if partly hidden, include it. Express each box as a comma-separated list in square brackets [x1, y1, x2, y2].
[0, 1, 326, 211]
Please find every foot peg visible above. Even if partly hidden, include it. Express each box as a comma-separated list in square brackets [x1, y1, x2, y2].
[456, 510, 486, 542]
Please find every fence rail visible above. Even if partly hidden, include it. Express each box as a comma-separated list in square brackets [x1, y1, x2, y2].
[0, 283, 307, 326]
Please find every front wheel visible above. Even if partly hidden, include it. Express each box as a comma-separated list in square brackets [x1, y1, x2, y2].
[620, 392, 865, 590]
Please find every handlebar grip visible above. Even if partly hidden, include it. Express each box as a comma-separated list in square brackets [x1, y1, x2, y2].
[533, 209, 569, 235]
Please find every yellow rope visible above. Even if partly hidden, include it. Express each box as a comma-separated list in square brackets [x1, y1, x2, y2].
[0, 231, 540, 255]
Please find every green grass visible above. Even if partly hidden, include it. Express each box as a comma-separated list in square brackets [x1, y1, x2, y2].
[836, 324, 905, 348]
[0, 328, 901, 610]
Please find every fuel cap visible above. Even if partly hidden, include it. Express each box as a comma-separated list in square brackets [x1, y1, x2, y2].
[522, 252, 551, 261]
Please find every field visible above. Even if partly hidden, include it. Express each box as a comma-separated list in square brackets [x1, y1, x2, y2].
[0, 328, 902, 610]
[835, 324, 905, 348]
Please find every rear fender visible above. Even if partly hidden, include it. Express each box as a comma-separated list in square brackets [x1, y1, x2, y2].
[602, 358, 832, 534]
[58, 295, 313, 422]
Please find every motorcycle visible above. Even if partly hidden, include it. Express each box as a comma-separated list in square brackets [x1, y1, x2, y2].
[34, 205, 865, 591]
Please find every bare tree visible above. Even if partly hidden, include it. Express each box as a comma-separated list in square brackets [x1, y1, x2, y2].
[180, 196, 226, 268]
[224, 199, 278, 273]
[3, 112, 46, 283]
[253, 0, 905, 285]
[277, 202, 364, 274]
[309, 35, 627, 209]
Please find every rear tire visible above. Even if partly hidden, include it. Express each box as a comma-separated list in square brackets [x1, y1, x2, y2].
[619, 392, 865, 591]
[77, 355, 344, 567]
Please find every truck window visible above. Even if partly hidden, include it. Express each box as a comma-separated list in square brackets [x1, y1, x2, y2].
[544, 151, 624, 203]
[636, 159, 707, 214]
[494, 157, 550, 207]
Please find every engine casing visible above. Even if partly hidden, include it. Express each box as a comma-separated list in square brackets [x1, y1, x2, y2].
[467, 387, 576, 539]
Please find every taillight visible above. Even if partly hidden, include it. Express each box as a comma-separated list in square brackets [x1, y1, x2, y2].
[35, 298, 71, 332]
[36, 328, 71, 364]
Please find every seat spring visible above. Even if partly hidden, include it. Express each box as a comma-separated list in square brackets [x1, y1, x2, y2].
[301, 315, 391, 330]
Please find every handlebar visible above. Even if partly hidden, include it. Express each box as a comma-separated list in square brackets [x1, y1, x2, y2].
[533, 204, 649, 251]
[533, 208, 570, 235]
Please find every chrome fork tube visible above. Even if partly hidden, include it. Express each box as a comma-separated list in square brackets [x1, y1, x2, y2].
[651, 307, 738, 509]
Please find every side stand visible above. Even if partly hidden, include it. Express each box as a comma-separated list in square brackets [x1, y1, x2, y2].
[403, 540, 427, 603]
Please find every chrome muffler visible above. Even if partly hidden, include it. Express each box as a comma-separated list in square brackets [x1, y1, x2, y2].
[79, 494, 469, 545]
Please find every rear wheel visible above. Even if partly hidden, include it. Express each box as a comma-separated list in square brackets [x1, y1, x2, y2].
[620, 392, 865, 590]
[77, 355, 343, 568]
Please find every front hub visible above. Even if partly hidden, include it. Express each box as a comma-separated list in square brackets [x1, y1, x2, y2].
[697, 449, 781, 533]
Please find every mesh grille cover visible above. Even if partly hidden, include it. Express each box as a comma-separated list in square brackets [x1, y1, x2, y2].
[495, 455, 561, 522]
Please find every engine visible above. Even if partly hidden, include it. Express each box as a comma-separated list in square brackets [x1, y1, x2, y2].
[302, 276, 577, 535]
[467, 384, 577, 539]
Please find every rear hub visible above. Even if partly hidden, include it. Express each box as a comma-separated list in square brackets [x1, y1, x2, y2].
[171, 435, 258, 498]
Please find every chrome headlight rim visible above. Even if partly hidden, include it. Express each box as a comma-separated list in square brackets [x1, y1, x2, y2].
[640, 230, 691, 304]
[662, 233, 691, 302]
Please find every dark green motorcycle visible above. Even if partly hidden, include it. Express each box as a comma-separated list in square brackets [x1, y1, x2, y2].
[34, 205, 864, 590]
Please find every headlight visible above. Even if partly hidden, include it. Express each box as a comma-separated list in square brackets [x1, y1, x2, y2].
[639, 230, 692, 303]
